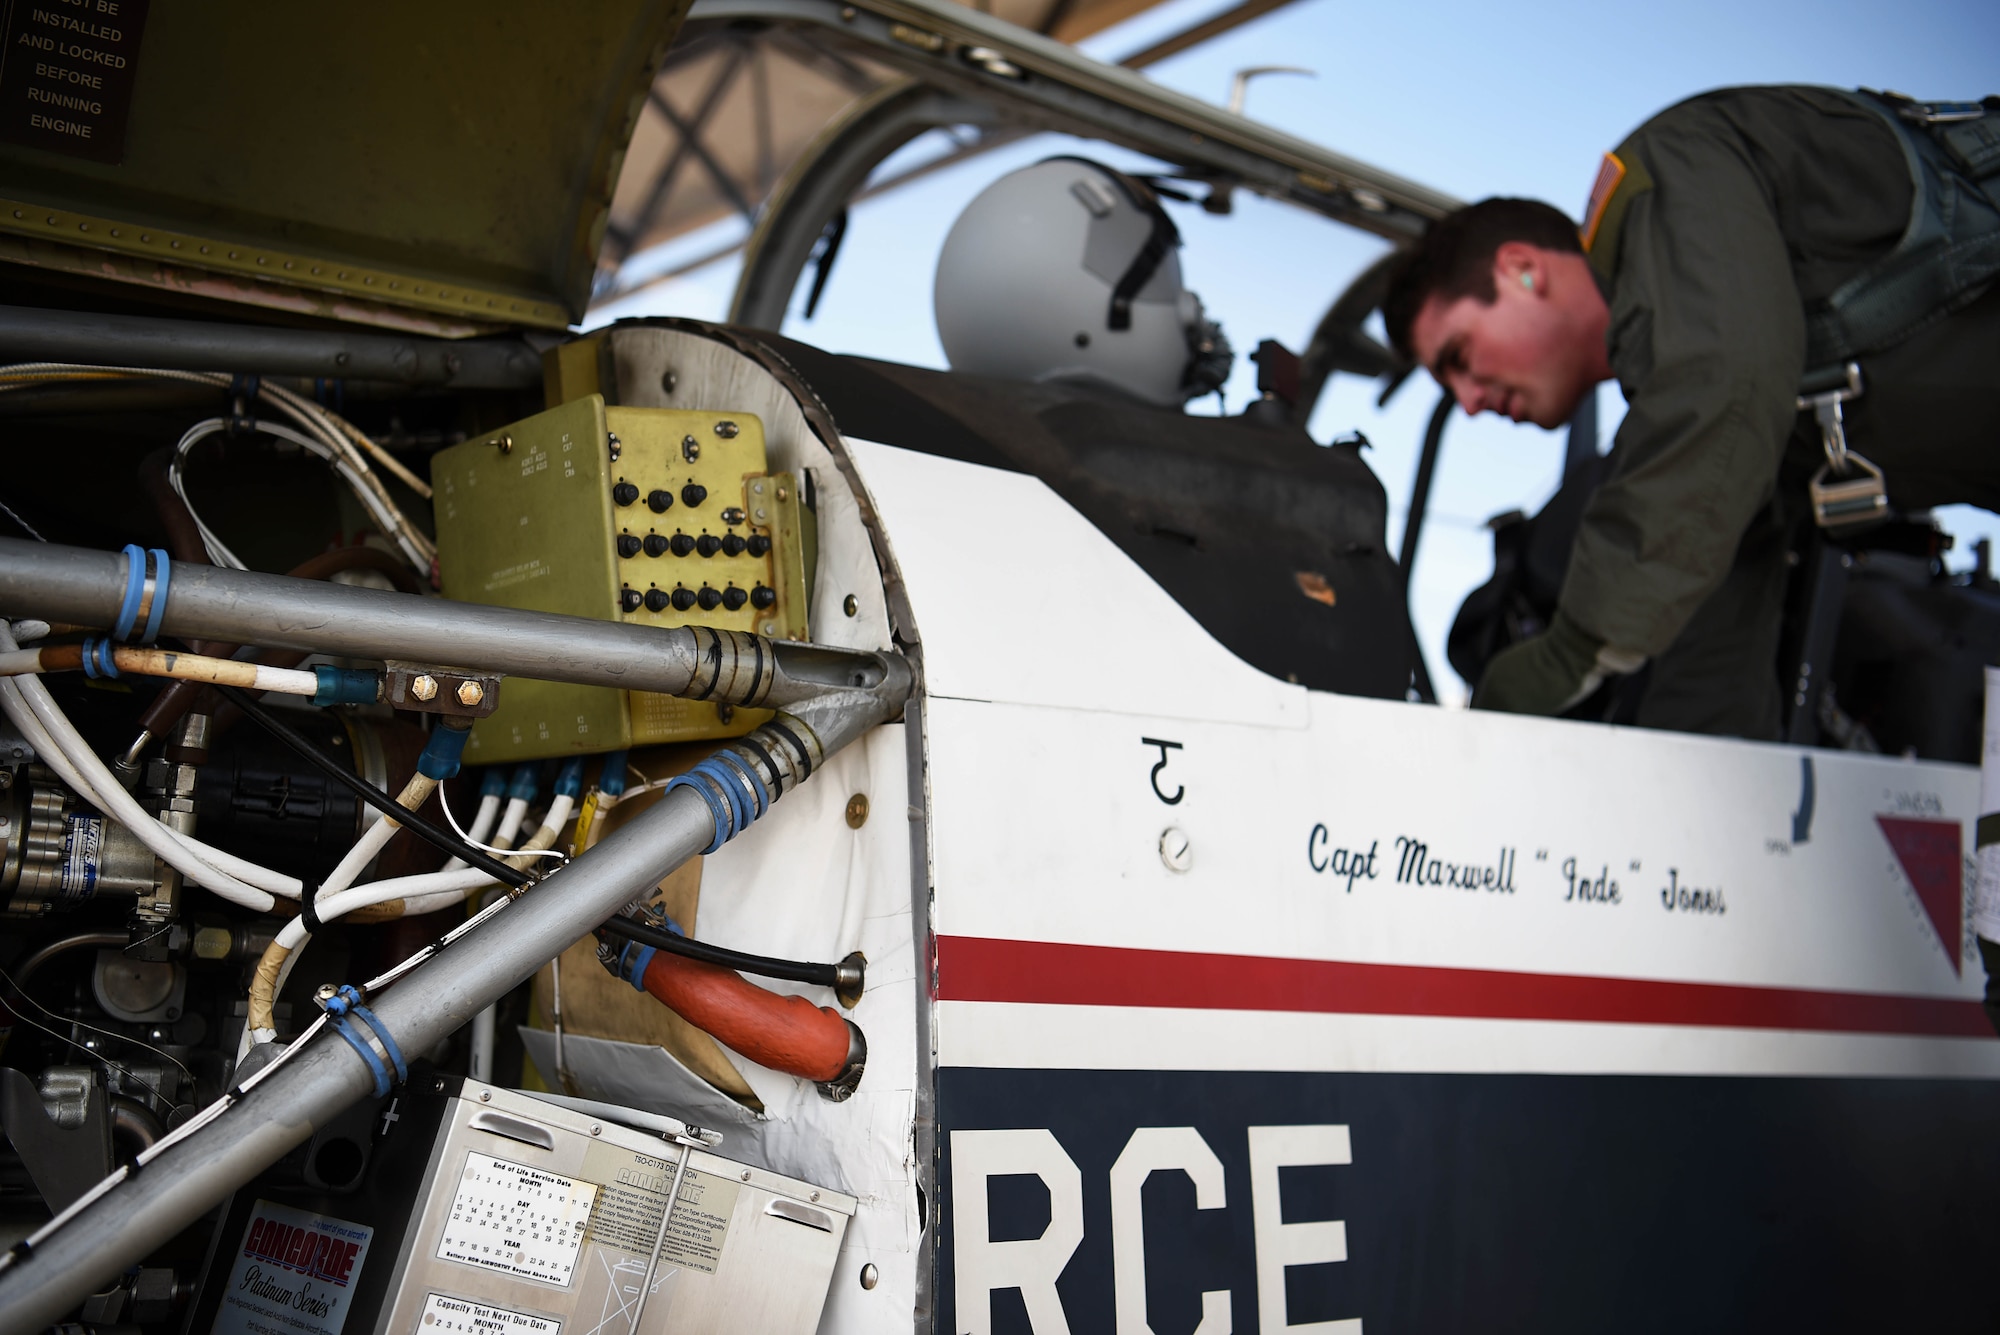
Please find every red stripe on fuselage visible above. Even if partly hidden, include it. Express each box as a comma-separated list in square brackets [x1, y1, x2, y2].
[934, 936, 1991, 1037]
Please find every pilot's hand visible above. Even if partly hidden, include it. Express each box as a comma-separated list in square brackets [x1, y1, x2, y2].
[1472, 611, 1628, 716]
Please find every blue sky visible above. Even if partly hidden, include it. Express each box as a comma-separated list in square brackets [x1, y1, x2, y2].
[597, 0, 2000, 701]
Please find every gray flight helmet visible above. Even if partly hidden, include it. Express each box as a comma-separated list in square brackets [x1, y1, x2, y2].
[934, 156, 1231, 407]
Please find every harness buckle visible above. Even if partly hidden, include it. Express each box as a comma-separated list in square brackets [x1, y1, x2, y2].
[1798, 362, 1888, 534]
[1808, 455, 1889, 534]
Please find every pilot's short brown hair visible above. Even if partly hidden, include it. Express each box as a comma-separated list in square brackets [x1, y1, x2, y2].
[1382, 198, 1583, 361]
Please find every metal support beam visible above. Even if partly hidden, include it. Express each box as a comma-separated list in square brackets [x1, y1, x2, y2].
[0, 305, 543, 389]
[0, 539, 901, 710]
[1399, 393, 1453, 588]
[606, 46, 753, 266]
[1112, 0, 1305, 69]
[687, 0, 1458, 240]
[731, 80, 999, 327]
[0, 676, 908, 1329]
[651, 72, 762, 225]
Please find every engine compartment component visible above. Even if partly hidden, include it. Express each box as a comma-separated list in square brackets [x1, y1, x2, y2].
[433, 394, 815, 763]
[2, 767, 163, 915]
[0, 318, 911, 1333]
[180, 1078, 856, 1335]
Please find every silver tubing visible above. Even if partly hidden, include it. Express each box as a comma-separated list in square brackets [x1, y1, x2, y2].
[0, 538, 900, 709]
[0, 680, 907, 1328]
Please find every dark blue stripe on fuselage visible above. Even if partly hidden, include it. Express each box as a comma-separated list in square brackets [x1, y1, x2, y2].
[937, 1066, 2000, 1333]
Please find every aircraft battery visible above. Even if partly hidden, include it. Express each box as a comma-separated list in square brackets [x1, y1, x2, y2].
[185, 1077, 855, 1335]
[430, 393, 813, 763]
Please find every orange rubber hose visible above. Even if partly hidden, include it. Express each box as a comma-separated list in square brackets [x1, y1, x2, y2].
[638, 953, 852, 1082]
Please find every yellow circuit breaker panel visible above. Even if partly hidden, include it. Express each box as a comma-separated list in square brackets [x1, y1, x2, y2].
[431, 394, 811, 763]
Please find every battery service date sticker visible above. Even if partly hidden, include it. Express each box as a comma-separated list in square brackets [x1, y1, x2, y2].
[436, 1153, 597, 1287]
[418, 1293, 561, 1334]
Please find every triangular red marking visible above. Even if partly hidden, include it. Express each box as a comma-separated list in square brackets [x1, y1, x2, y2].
[1875, 816, 1963, 975]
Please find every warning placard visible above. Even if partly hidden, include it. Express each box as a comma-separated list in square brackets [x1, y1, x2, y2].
[0, 0, 150, 163]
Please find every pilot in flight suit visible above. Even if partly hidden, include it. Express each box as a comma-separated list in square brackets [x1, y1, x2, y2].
[1388, 85, 2000, 737]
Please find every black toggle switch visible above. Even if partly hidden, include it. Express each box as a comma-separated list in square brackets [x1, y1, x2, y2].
[672, 587, 698, 611]
[616, 534, 642, 559]
[643, 588, 671, 613]
[697, 586, 723, 611]
[695, 533, 722, 558]
[647, 489, 674, 514]
[721, 533, 747, 556]
[681, 482, 707, 507]
[612, 481, 639, 507]
[720, 506, 746, 526]
[643, 533, 670, 558]
[750, 584, 776, 609]
[746, 534, 772, 557]
[722, 585, 749, 611]
[670, 533, 695, 557]
[620, 587, 644, 613]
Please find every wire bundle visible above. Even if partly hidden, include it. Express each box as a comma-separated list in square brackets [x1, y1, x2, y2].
[0, 364, 434, 574]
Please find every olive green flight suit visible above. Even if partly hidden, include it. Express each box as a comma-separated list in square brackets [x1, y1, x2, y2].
[1571, 85, 2000, 739]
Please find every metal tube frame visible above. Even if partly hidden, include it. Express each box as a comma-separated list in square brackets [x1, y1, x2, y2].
[0, 538, 899, 711]
[0, 305, 544, 389]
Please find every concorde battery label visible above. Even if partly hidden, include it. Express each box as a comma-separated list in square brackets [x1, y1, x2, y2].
[436, 1154, 597, 1287]
[0, 0, 150, 163]
[418, 1293, 561, 1335]
[211, 1199, 373, 1335]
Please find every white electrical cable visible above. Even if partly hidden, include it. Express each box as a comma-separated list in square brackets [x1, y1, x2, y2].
[439, 792, 500, 872]
[272, 868, 496, 954]
[244, 773, 441, 1054]
[490, 796, 531, 849]
[170, 417, 426, 572]
[319, 794, 426, 906]
[441, 784, 567, 863]
[510, 794, 575, 866]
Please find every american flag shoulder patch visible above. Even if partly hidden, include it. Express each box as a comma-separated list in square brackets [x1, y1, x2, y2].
[1579, 152, 1627, 252]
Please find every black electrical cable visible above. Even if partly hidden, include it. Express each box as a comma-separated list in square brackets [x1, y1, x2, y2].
[595, 913, 857, 992]
[211, 684, 532, 889]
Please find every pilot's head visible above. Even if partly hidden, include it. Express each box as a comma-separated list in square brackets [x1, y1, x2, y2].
[933, 157, 1230, 408]
[1383, 197, 1610, 431]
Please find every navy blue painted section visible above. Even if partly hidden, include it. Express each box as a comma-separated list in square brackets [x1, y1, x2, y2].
[937, 1067, 2000, 1333]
